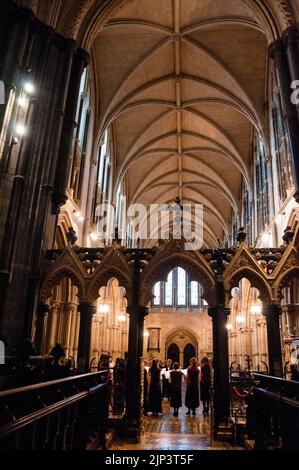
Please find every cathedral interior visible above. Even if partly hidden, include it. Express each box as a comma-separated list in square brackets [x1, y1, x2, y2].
[0, 0, 299, 452]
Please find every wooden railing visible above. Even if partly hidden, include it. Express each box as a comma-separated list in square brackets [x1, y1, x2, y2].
[249, 373, 299, 450]
[0, 371, 109, 450]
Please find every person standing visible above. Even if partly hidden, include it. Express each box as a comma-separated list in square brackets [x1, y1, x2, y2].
[163, 358, 173, 400]
[148, 360, 162, 416]
[200, 357, 211, 415]
[144, 366, 149, 415]
[169, 363, 183, 416]
[185, 357, 200, 416]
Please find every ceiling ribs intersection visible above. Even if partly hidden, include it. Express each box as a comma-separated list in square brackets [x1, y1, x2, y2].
[94, 0, 268, 247]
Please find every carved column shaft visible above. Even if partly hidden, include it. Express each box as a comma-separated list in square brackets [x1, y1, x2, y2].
[126, 305, 147, 421]
[283, 26, 299, 119]
[269, 38, 299, 202]
[0, 6, 33, 131]
[0, 18, 83, 352]
[77, 303, 96, 373]
[52, 48, 89, 213]
[263, 303, 283, 377]
[209, 306, 230, 424]
[35, 303, 51, 354]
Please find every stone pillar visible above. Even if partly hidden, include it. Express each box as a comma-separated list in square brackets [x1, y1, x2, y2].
[282, 26, 299, 120]
[77, 303, 96, 373]
[61, 302, 76, 357]
[0, 5, 33, 132]
[44, 301, 60, 354]
[269, 38, 299, 202]
[263, 303, 283, 377]
[35, 303, 51, 354]
[208, 306, 231, 425]
[52, 48, 90, 213]
[0, 21, 80, 352]
[126, 305, 148, 422]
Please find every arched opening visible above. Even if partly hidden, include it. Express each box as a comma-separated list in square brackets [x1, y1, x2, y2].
[90, 277, 129, 368]
[183, 343, 196, 369]
[227, 278, 268, 373]
[144, 265, 211, 368]
[167, 343, 180, 364]
[41, 277, 81, 365]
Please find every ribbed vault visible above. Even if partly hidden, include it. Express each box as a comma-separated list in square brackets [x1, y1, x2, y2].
[91, 0, 272, 247]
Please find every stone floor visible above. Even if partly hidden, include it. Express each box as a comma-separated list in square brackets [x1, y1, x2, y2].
[111, 400, 244, 451]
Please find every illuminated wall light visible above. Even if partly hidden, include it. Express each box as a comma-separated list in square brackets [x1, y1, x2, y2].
[14, 123, 27, 137]
[226, 324, 233, 331]
[262, 232, 271, 245]
[99, 303, 109, 314]
[118, 314, 126, 323]
[236, 315, 246, 325]
[74, 211, 84, 222]
[144, 331, 149, 338]
[251, 305, 262, 316]
[90, 232, 98, 241]
[23, 81, 35, 95]
[18, 96, 28, 108]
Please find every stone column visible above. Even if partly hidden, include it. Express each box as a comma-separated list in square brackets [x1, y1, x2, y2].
[61, 302, 76, 357]
[44, 301, 60, 354]
[208, 306, 231, 425]
[282, 26, 299, 120]
[0, 22, 79, 352]
[263, 303, 283, 377]
[52, 48, 90, 213]
[269, 38, 299, 202]
[0, 6, 33, 132]
[77, 303, 96, 373]
[35, 303, 51, 354]
[126, 305, 148, 422]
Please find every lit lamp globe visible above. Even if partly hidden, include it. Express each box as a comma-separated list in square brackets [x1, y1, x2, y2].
[236, 315, 245, 325]
[251, 305, 262, 316]
[144, 331, 150, 338]
[99, 303, 109, 314]
[23, 81, 35, 95]
[118, 314, 126, 323]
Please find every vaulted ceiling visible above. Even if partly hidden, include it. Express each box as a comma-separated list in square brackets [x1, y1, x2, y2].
[92, 0, 268, 247]
[15, 0, 298, 248]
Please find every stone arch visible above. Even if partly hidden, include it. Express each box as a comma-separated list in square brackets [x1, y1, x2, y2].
[140, 252, 216, 307]
[75, 0, 291, 51]
[87, 266, 131, 304]
[165, 327, 199, 367]
[39, 266, 85, 302]
[226, 267, 272, 303]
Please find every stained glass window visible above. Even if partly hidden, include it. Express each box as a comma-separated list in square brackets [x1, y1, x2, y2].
[177, 268, 186, 306]
[165, 271, 173, 306]
[151, 268, 203, 308]
[190, 281, 199, 306]
[153, 282, 161, 306]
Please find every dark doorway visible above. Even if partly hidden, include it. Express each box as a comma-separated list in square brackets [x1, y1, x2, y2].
[184, 343, 196, 368]
[167, 343, 180, 364]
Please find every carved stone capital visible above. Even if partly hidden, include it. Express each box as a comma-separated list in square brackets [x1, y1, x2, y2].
[262, 303, 282, 319]
[77, 303, 96, 317]
[268, 38, 284, 59]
